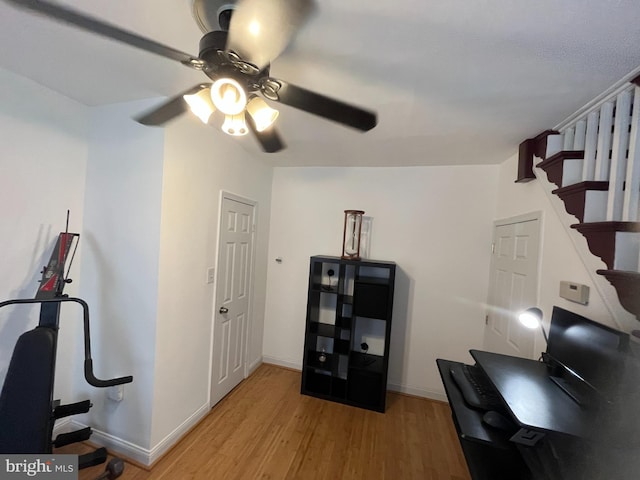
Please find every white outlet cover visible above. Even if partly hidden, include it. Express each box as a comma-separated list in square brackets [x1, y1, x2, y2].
[107, 385, 124, 402]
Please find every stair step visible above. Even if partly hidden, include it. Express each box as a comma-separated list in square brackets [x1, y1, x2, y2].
[572, 222, 640, 269]
[553, 181, 609, 222]
[596, 270, 640, 320]
[537, 150, 584, 188]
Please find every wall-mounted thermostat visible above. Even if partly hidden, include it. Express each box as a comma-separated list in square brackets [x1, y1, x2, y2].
[559, 281, 589, 305]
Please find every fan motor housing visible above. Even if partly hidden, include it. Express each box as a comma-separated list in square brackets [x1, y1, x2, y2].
[199, 30, 228, 61]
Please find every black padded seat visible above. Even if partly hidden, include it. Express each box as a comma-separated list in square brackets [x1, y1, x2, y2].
[0, 327, 56, 453]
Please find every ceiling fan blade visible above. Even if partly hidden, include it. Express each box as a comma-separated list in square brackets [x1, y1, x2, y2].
[4, 0, 202, 68]
[227, 0, 315, 70]
[245, 111, 285, 153]
[267, 79, 377, 131]
[136, 84, 210, 126]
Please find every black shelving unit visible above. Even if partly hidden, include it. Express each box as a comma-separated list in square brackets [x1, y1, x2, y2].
[301, 255, 396, 412]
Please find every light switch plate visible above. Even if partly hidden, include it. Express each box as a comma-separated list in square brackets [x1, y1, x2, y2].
[207, 267, 215, 284]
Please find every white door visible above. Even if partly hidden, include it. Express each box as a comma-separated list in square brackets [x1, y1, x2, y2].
[483, 213, 541, 359]
[210, 193, 255, 407]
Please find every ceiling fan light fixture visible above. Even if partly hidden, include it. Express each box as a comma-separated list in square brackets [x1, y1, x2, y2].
[222, 113, 249, 136]
[183, 87, 216, 124]
[247, 95, 279, 132]
[211, 78, 247, 115]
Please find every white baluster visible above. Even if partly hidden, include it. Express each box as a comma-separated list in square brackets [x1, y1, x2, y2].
[574, 119, 587, 150]
[622, 86, 640, 222]
[563, 127, 575, 151]
[607, 88, 633, 221]
[595, 101, 614, 181]
[582, 110, 600, 181]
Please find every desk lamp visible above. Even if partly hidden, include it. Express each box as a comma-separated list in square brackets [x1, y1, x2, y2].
[518, 307, 548, 344]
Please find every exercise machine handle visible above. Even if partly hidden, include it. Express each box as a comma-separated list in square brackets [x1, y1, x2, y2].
[0, 297, 133, 388]
[84, 360, 132, 388]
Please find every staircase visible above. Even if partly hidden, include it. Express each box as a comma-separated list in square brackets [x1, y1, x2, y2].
[530, 74, 640, 328]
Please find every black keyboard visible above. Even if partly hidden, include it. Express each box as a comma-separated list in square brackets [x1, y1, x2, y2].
[449, 363, 504, 411]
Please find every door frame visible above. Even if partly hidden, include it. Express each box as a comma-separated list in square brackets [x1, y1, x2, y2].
[483, 210, 544, 358]
[208, 191, 258, 408]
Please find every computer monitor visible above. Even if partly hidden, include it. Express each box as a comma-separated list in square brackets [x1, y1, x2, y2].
[546, 306, 629, 401]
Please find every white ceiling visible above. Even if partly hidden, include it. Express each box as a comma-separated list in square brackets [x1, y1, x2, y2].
[1, 0, 639, 167]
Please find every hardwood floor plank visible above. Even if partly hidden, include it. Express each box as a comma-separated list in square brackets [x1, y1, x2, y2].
[65, 364, 469, 479]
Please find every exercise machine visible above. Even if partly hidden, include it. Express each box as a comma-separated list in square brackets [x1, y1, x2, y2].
[0, 215, 133, 478]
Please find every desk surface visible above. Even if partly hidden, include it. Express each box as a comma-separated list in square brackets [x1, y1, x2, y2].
[470, 350, 592, 438]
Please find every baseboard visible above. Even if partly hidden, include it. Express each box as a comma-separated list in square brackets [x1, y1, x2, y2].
[147, 402, 210, 465]
[69, 402, 210, 467]
[52, 417, 72, 437]
[69, 419, 151, 466]
[262, 355, 302, 371]
[387, 382, 448, 403]
[247, 356, 263, 375]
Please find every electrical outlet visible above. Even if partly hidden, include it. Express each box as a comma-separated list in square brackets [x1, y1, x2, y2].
[207, 267, 215, 284]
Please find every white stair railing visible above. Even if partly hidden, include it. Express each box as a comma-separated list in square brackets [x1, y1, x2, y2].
[548, 83, 640, 225]
[535, 71, 640, 330]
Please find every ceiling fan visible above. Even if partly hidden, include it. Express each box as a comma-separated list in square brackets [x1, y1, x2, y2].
[4, 0, 378, 153]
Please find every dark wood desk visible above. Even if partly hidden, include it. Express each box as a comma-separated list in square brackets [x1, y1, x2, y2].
[437, 350, 635, 480]
[470, 349, 590, 437]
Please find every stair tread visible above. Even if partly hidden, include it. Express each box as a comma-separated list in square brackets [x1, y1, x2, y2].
[537, 150, 584, 169]
[596, 269, 640, 277]
[572, 222, 640, 232]
[552, 181, 609, 195]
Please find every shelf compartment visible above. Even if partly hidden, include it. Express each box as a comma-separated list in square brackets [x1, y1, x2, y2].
[334, 339, 350, 355]
[307, 291, 338, 325]
[306, 349, 334, 371]
[353, 282, 389, 319]
[332, 377, 347, 398]
[347, 369, 384, 410]
[349, 352, 384, 374]
[310, 261, 341, 292]
[304, 368, 332, 395]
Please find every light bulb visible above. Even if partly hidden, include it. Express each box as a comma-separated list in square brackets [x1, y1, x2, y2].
[210, 78, 247, 115]
[221, 114, 249, 136]
[246, 96, 279, 132]
[183, 88, 215, 124]
[518, 307, 543, 329]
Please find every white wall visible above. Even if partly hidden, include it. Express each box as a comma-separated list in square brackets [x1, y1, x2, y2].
[263, 166, 499, 399]
[494, 154, 616, 353]
[0, 68, 88, 404]
[150, 117, 273, 452]
[77, 100, 165, 452]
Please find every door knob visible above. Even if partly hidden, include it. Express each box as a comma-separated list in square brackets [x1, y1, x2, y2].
[219, 306, 229, 314]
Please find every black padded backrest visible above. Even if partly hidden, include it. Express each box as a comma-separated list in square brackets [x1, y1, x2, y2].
[0, 327, 57, 453]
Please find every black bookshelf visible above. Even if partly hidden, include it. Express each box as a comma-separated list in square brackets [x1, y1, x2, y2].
[301, 255, 396, 412]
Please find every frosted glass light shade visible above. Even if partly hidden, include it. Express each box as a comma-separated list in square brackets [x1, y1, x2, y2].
[221, 114, 248, 136]
[210, 78, 247, 115]
[183, 88, 215, 124]
[246, 96, 279, 131]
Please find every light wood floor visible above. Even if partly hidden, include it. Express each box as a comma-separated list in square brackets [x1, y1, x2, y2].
[68, 364, 470, 480]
